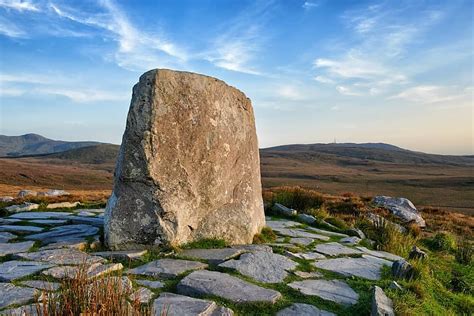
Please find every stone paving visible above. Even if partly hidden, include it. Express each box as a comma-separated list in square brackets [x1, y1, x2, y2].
[0, 207, 400, 315]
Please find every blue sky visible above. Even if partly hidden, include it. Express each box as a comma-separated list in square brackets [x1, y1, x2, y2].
[0, 0, 472, 154]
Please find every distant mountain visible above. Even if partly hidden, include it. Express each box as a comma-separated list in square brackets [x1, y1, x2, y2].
[261, 143, 474, 166]
[46, 144, 120, 164]
[0, 133, 103, 157]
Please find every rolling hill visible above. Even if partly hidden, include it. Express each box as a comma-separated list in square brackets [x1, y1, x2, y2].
[0, 138, 472, 212]
[0, 134, 104, 157]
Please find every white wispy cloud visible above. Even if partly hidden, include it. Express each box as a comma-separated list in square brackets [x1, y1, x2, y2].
[302, 1, 319, 11]
[0, 16, 25, 37]
[37, 87, 128, 103]
[313, 3, 445, 97]
[49, 0, 187, 71]
[314, 76, 334, 84]
[389, 85, 470, 104]
[0, 0, 39, 12]
[277, 85, 306, 101]
[205, 1, 274, 75]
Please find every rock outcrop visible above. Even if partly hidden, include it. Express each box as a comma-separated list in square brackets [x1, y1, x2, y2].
[105, 69, 265, 249]
[373, 196, 425, 227]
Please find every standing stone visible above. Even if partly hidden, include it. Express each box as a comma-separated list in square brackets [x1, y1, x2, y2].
[371, 286, 395, 316]
[105, 69, 265, 249]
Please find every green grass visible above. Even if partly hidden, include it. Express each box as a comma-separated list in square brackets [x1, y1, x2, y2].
[182, 238, 228, 249]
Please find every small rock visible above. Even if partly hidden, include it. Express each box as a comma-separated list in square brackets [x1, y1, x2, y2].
[297, 214, 317, 225]
[273, 203, 297, 216]
[5, 203, 39, 213]
[0, 241, 35, 256]
[314, 256, 391, 281]
[93, 250, 148, 260]
[180, 248, 243, 264]
[389, 281, 404, 291]
[340, 236, 362, 245]
[0, 225, 43, 233]
[77, 210, 96, 216]
[17, 190, 37, 198]
[177, 270, 282, 304]
[276, 303, 336, 316]
[0, 196, 14, 202]
[89, 239, 101, 250]
[0, 232, 16, 243]
[15, 248, 104, 265]
[373, 196, 425, 227]
[38, 189, 70, 197]
[409, 246, 427, 260]
[314, 242, 362, 256]
[135, 279, 165, 289]
[231, 244, 273, 253]
[347, 228, 366, 239]
[273, 228, 330, 241]
[43, 262, 123, 279]
[266, 220, 301, 230]
[288, 279, 359, 305]
[0, 282, 37, 309]
[289, 237, 315, 246]
[19, 280, 60, 291]
[0, 260, 54, 281]
[219, 251, 297, 283]
[128, 259, 208, 279]
[371, 286, 395, 316]
[356, 246, 403, 262]
[153, 292, 234, 316]
[293, 271, 323, 279]
[46, 202, 80, 209]
[130, 287, 155, 304]
[392, 259, 414, 280]
[284, 251, 326, 260]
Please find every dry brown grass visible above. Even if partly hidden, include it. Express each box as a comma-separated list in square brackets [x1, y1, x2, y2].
[33, 264, 151, 316]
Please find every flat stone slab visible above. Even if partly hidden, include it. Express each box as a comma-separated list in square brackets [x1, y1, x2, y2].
[313, 256, 391, 280]
[43, 263, 123, 279]
[356, 246, 403, 261]
[46, 202, 80, 209]
[289, 237, 315, 246]
[0, 218, 21, 225]
[293, 271, 324, 279]
[19, 280, 60, 291]
[180, 248, 243, 264]
[130, 287, 155, 304]
[0, 241, 35, 256]
[219, 251, 297, 283]
[285, 251, 326, 260]
[77, 211, 97, 217]
[153, 292, 234, 316]
[135, 279, 165, 289]
[276, 303, 336, 316]
[5, 203, 39, 213]
[128, 259, 208, 279]
[1, 304, 39, 315]
[232, 244, 273, 253]
[15, 248, 104, 265]
[273, 228, 330, 241]
[39, 239, 87, 251]
[9, 211, 73, 220]
[340, 236, 361, 245]
[67, 215, 104, 227]
[0, 232, 16, 243]
[177, 270, 282, 304]
[92, 250, 148, 260]
[0, 260, 54, 281]
[25, 224, 99, 244]
[314, 242, 362, 256]
[306, 227, 349, 238]
[0, 282, 37, 309]
[288, 279, 359, 305]
[30, 219, 68, 225]
[266, 220, 301, 230]
[0, 225, 44, 233]
[75, 208, 105, 214]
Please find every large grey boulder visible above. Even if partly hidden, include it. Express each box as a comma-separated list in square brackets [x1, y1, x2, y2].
[105, 69, 265, 250]
[373, 196, 425, 227]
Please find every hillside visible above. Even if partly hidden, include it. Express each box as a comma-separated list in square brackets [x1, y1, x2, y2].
[0, 133, 103, 157]
[0, 141, 472, 213]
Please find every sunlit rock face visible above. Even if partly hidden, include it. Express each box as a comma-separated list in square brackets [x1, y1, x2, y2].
[105, 69, 265, 250]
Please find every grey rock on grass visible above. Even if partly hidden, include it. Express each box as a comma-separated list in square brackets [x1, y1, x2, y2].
[392, 259, 414, 280]
[0, 282, 37, 309]
[135, 279, 165, 289]
[0, 260, 54, 281]
[373, 196, 425, 227]
[153, 292, 234, 316]
[288, 279, 359, 305]
[15, 248, 104, 265]
[92, 250, 148, 260]
[0, 232, 16, 243]
[276, 303, 336, 316]
[371, 286, 395, 316]
[219, 251, 297, 283]
[19, 280, 60, 291]
[25, 224, 99, 244]
[273, 203, 298, 216]
[0, 241, 35, 256]
[314, 256, 391, 280]
[177, 270, 282, 304]
[128, 259, 208, 279]
[180, 248, 243, 264]
[5, 202, 39, 213]
[356, 246, 403, 261]
[314, 242, 362, 256]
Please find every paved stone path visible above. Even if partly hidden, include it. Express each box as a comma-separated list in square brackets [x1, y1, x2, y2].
[0, 208, 402, 315]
